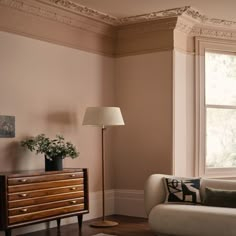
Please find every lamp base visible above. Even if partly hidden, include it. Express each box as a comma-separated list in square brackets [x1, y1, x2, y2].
[90, 220, 119, 228]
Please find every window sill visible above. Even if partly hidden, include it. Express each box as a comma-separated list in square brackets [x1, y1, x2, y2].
[204, 167, 236, 179]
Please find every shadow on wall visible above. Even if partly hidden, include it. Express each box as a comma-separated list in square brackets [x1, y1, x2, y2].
[1, 110, 80, 172]
[2, 140, 35, 171]
[46, 110, 78, 133]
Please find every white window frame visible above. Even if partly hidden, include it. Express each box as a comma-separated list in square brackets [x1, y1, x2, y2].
[195, 37, 236, 177]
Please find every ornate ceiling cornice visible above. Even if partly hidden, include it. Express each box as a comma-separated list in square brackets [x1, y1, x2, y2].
[0, 0, 114, 37]
[183, 7, 236, 28]
[116, 6, 189, 25]
[44, 0, 118, 25]
[1, 0, 236, 42]
[175, 19, 236, 41]
[191, 27, 236, 40]
[39, 0, 236, 29]
[1, 0, 236, 29]
[0, 0, 75, 27]
[41, 0, 190, 25]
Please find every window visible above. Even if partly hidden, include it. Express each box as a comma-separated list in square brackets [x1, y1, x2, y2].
[196, 38, 236, 177]
[206, 52, 236, 168]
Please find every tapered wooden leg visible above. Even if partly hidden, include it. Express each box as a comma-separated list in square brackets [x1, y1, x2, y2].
[57, 218, 61, 229]
[5, 229, 11, 236]
[78, 214, 83, 233]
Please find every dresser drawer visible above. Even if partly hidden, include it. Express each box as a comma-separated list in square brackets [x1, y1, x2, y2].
[9, 204, 85, 224]
[9, 191, 84, 208]
[9, 197, 84, 216]
[0, 169, 89, 233]
[8, 179, 84, 193]
[8, 172, 83, 186]
[8, 185, 83, 201]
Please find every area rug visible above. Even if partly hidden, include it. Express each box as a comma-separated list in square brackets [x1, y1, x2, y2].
[92, 234, 116, 236]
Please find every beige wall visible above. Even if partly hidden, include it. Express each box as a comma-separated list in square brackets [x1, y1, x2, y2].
[0, 30, 177, 230]
[185, 51, 195, 177]
[114, 51, 173, 189]
[0, 28, 176, 197]
[0, 31, 115, 191]
[173, 50, 195, 176]
[0, 25, 195, 201]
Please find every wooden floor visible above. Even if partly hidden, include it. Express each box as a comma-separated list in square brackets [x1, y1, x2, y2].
[22, 215, 155, 236]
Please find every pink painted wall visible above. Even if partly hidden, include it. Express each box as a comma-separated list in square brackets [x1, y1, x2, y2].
[173, 50, 195, 177]
[0, 30, 192, 195]
[114, 51, 174, 189]
[0, 29, 192, 228]
[0, 31, 115, 191]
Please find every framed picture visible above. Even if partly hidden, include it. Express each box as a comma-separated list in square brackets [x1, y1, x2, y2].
[0, 115, 15, 138]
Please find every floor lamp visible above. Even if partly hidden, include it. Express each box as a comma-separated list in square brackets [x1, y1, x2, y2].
[82, 107, 125, 227]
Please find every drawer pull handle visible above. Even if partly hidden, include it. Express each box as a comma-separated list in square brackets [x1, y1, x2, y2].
[19, 193, 27, 197]
[70, 187, 76, 190]
[71, 174, 76, 177]
[70, 200, 77, 204]
[19, 179, 27, 183]
[20, 208, 28, 213]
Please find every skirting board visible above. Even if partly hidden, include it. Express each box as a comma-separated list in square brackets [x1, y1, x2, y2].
[85, 189, 146, 219]
[83, 189, 146, 219]
[114, 189, 146, 218]
[7, 189, 145, 236]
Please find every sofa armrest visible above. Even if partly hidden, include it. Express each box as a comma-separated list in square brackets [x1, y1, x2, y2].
[144, 174, 169, 216]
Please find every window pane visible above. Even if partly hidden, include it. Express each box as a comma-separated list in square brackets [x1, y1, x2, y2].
[205, 52, 236, 106]
[206, 108, 236, 168]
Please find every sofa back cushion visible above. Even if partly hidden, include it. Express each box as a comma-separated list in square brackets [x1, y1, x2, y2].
[204, 187, 236, 208]
[200, 178, 236, 201]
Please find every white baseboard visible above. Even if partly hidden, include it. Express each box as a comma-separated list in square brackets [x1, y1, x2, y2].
[7, 189, 145, 236]
[84, 189, 115, 221]
[85, 189, 146, 219]
[114, 189, 146, 218]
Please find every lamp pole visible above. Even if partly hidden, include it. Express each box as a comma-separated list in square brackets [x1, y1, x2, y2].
[82, 107, 124, 227]
[101, 126, 105, 222]
[90, 126, 118, 227]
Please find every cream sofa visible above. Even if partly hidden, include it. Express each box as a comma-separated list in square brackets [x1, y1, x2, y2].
[144, 174, 236, 236]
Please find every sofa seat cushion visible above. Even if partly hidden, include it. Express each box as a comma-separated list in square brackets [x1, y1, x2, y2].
[149, 204, 236, 236]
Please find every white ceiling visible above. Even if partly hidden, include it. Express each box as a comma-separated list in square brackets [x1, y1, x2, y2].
[72, 0, 236, 22]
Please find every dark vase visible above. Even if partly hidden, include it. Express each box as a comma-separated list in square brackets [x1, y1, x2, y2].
[45, 156, 63, 171]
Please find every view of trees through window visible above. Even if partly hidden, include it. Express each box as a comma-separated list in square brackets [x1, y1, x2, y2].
[205, 51, 236, 168]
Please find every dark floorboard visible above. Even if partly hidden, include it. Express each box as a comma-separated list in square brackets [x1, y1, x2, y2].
[21, 215, 155, 236]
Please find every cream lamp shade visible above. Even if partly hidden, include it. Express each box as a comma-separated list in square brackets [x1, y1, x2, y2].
[82, 107, 125, 127]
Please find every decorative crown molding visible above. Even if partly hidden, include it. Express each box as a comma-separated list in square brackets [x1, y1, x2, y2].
[184, 7, 236, 28]
[1, 0, 236, 45]
[117, 6, 189, 25]
[191, 27, 236, 41]
[175, 17, 236, 41]
[0, 0, 76, 27]
[1, 0, 236, 30]
[37, 1, 236, 29]
[44, 0, 118, 25]
[39, 0, 190, 26]
[0, 0, 114, 37]
[175, 20, 194, 35]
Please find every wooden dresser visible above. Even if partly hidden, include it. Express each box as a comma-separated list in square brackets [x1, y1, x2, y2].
[0, 168, 89, 236]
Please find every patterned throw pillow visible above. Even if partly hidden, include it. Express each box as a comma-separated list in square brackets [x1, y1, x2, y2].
[164, 177, 201, 204]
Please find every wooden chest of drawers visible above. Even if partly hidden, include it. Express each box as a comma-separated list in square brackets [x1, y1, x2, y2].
[0, 169, 89, 236]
